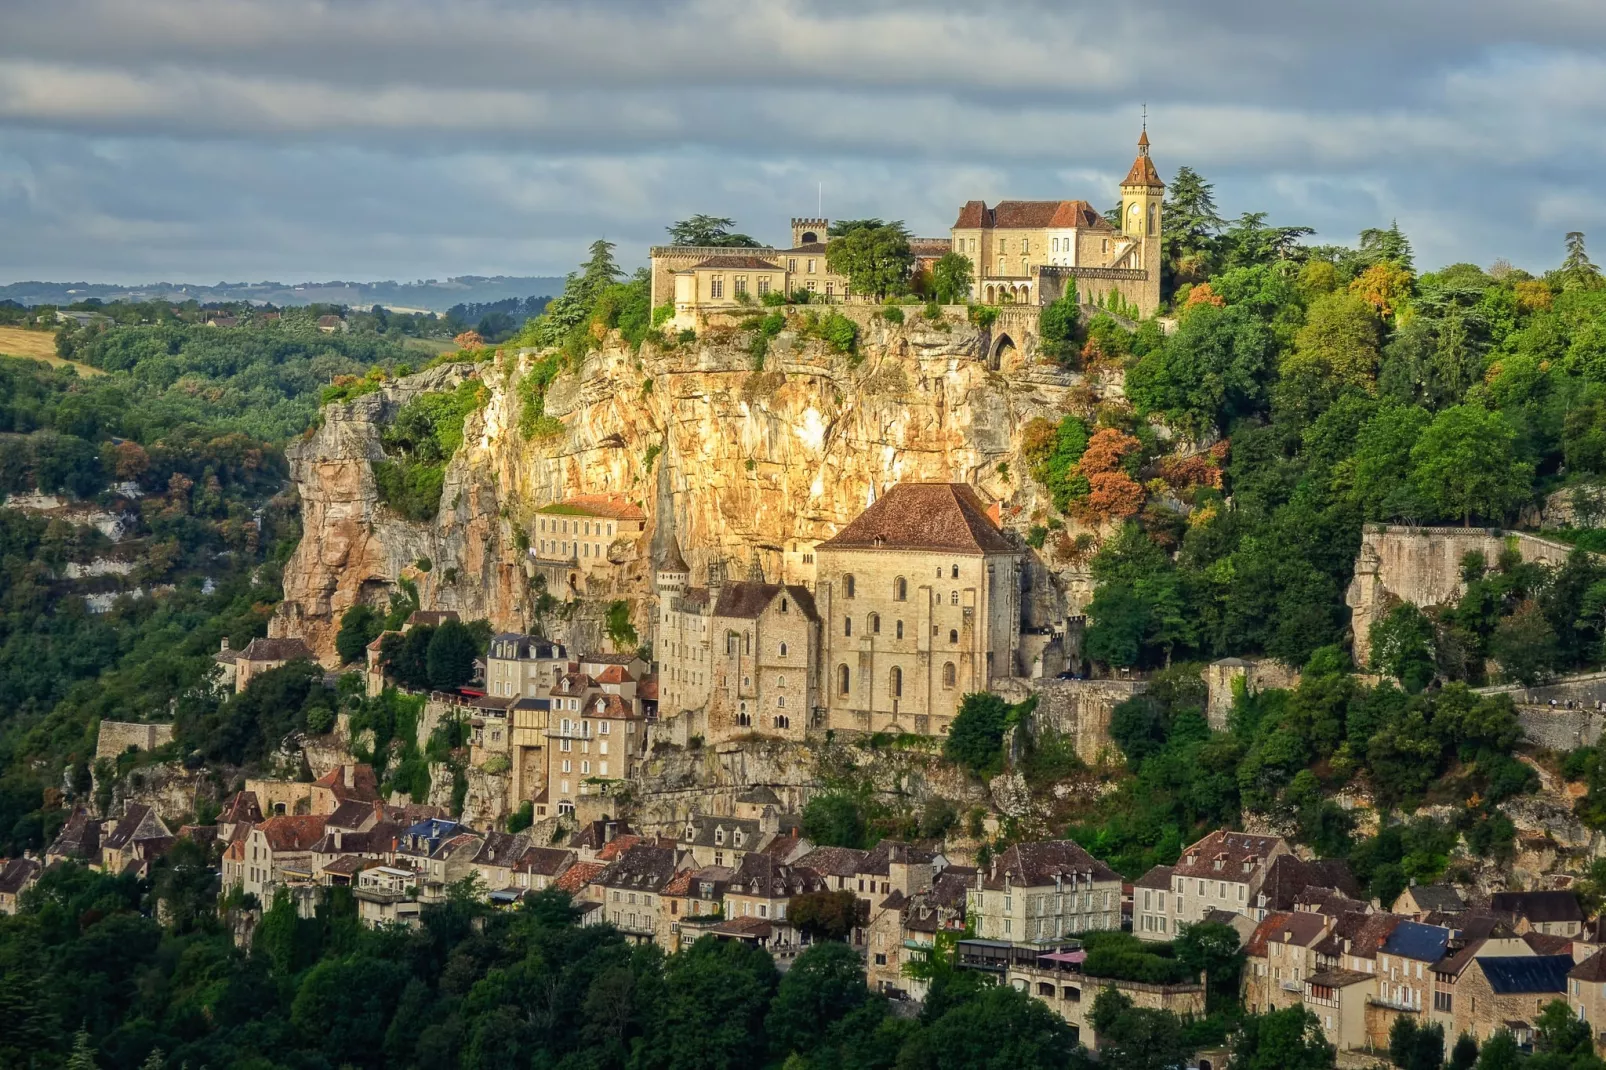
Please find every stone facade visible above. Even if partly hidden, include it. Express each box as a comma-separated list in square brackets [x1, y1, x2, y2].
[1204, 658, 1301, 731]
[1026, 678, 1145, 764]
[528, 495, 647, 602]
[95, 720, 176, 761]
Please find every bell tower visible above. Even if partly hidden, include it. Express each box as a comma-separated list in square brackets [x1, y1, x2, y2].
[1119, 123, 1165, 315]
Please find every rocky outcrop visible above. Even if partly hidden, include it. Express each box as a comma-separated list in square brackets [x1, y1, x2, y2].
[275, 311, 1116, 662]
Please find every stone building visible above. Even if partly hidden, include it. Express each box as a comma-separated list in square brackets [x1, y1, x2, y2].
[1453, 956, 1573, 1043]
[0, 857, 40, 915]
[950, 130, 1163, 315]
[1244, 911, 1332, 1014]
[1136, 831, 1291, 942]
[222, 636, 315, 692]
[966, 840, 1123, 945]
[545, 687, 647, 816]
[814, 482, 1021, 737]
[529, 495, 647, 601]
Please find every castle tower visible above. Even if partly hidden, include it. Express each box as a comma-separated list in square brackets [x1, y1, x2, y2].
[656, 535, 688, 598]
[1119, 127, 1165, 315]
[791, 218, 829, 247]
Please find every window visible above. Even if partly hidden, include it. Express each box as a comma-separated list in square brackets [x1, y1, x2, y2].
[738, 702, 751, 727]
[949, 629, 958, 644]
[807, 258, 817, 274]
[895, 620, 905, 639]
[734, 275, 748, 296]
[787, 258, 797, 272]
[942, 662, 956, 688]
[581, 761, 590, 774]
[779, 642, 788, 657]
[844, 617, 853, 637]
[600, 721, 609, 735]
[780, 597, 788, 613]
[894, 576, 908, 601]
[998, 256, 1006, 275]
[844, 574, 855, 598]
[757, 276, 771, 296]
[825, 282, 834, 297]
[889, 666, 903, 698]
[838, 665, 851, 695]
[710, 275, 724, 299]
[950, 591, 959, 605]
[774, 714, 789, 729]
[969, 238, 976, 253]
[951, 564, 959, 579]
[999, 239, 1007, 254]
[1022, 238, 1030, 254]
[870, 613, 881, 634]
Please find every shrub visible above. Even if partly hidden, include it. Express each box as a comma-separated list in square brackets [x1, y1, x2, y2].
[969, 305, 999, 327]
[651, 303, 675, 328]
[414, 556, 432, 573]
[818, 312, 858, 355]
[790, 289, 813, 305]
[880, 304, 905, 325]
[373, 459, 444, 522]
[677, 328, 697, 344]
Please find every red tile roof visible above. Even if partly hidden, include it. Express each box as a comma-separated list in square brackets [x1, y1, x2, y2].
[538, 495, 647, 521]
[952, 199, 1113, 231]
[1122, 135, 1164, 190]
[595, 665, 635, 685]
[818, 483, 1014, 555]
[554, 861, 606, 893]
[257, 815, 328, 852]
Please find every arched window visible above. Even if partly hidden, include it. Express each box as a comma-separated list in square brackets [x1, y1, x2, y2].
[870, 613, 881, 634]
[776, 695, 786, 708]
[779, 642, 788, 657]
[895, 620, 904, 639]
[942, 662, 957, 688]
[951, 564, 959, 579]
[844, 617, 852, 637]
[838, 665, 851, 695]
[890, 666, 903, 699]
[949, 629, 959, 644]
[844, 574, 856, 599]
[738, 701, 751, 726]
[950, 591, 959, 605]
[774, 714, 790, 730]
[894, 577, 908, 601]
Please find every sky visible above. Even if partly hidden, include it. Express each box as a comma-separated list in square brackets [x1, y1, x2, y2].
[3, 0, 1606, 283]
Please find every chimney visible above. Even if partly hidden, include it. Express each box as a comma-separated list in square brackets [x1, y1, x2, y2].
[220, 637, 230, 653]
[334, 830, 343, 850]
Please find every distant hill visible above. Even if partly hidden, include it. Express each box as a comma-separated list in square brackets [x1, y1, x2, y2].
[0, 275, 565, 313]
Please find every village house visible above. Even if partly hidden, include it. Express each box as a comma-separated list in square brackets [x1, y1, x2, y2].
[219, 636, 315, 692]
[353, 866, 422, 928]
[1491, 890, 1586, 938]
[529, 496, 647, 600]
[1244, 911, 1332, 1014]
[0, 857, 40, 914]
[1303, 967, 1376, 1051]
[1375, 921, 1455, 1017]
[967, 841, 1123, 945]
[868, 866, 976, 997]
[1454, 956, 1574, 1043]
[1431, 919, 1535, 1037]
[660, 865, 733, 953]
[1139, 831, 1292, 941]
[246, 764, 380, 818]
[1394, 884, 1467, 919]
[545, 682, 646, 817]
[1253, 854, 1361, 918]
[234, 814, 328, 900]
[719, 852, 825, 961]
[98, 802, 174, 876]
[510, 846, 576, 894]
[45, 810, 102, 866]
[592, 842, 682, 945]
[1567, 948, 1606, 1041]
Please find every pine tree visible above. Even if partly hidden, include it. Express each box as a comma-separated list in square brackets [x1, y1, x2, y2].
[140, 1049, 167, 1070]
[1562, 231, 1604, 290]
[66, 1029, 97, 1070]
[1162, 166, 1225, 282]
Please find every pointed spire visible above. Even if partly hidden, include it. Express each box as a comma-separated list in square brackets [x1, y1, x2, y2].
[1122, 125, 1163, 190]
[746, 552, 765, 584]
[659, 533, 688, 574]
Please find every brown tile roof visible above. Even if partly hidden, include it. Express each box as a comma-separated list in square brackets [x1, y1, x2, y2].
[712, 581, 821, 623]
[314, 764, 381, 803]
[238, 636, 314, 663]
[597, 834, 644, 861]
[1259, 854, 1360, 909]
[573, 820, 635, 851]
[817, 483, 1013, 555]
[257, 815, 328, 852]
[1572, 949, 1606, 983]
[471, 831, 530, 868]
[909, 238, 952, 258]
[0, 857, 40, 896]
[102, 804, 170, 851]
[405, 610, 460, 628]
[858, 840, 937, 877]
[1122, 149, 1163, 190]
[555, 860, 606, 893]
[730, 852, 824, 898]
[583, 693, 639, 720]
[598, 844, 681, 893]
[538, 495, 647, 521]
[688, 255, 784, 270]
[551, 672, 597, 698]
[1308, 967, 1373, 988]
[515, 847, 575, 876]
[1172, 830, 1285, 880]
[48, 810, 102, 860]
[1524, 932, 1573, 955]
[1135, 864, 1174, 890]
[582, 653, 642, 666]
[220, 791, 263, 825]
[794, 845, 868, 877]
[594, 665, 635, 685]
[952, 199, 1113, 231]
[321, 855, 374, 877]
[1247, 911, 1330, 956]
[981, 840, 1119, 890]
[658, 534, 689, 573]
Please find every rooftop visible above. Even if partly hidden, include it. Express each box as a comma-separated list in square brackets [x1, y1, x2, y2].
[817, 483, 1013, 555]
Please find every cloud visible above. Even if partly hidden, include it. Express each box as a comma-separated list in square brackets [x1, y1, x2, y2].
[1, 0, 1604, 280]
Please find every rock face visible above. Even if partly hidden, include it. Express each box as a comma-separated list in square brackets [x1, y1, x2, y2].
[275, 310, 1115, 662]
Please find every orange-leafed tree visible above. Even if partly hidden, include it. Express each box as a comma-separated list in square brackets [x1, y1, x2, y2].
[1076, 427, 1145, 523]
[453, 329, 485, 350]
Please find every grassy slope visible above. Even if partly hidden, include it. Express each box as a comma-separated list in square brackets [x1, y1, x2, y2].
[0, 326, 105, 375]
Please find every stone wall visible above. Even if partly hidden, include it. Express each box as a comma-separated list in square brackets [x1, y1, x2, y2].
[1203, 659, 1300, 731]
[1347, 526, 1586, 665]
[1023, 677, 1147, 764]
[1478, 672, 1606, 750]
[95, 720, 175, 761]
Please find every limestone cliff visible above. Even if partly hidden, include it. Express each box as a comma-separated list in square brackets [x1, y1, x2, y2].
[274, 309, 1109, 662]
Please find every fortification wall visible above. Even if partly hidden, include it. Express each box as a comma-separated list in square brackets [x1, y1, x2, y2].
[1477, 672, 1606, 750]
[1024, 677, 1147, 764]
[1203, 659, 1300, 731]
[95, 721, 175, 761]
[1347, 526, 1586, 665]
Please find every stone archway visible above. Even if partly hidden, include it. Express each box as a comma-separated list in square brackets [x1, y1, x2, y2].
[989, 331, 1016, 372]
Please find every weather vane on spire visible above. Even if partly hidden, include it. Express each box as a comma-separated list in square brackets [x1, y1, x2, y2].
[1142, 103, 1147, 133]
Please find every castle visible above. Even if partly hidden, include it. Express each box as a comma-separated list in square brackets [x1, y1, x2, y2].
[653, 483, 1023, 745]
[647, 131, 1164, 323]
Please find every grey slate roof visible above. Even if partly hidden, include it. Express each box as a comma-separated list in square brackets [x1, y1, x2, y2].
[1478, 955, 1573, 994]
[1381, 921, 1453, 963]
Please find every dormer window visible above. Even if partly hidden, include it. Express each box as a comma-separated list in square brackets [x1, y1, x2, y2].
[715, 827, 725, 845]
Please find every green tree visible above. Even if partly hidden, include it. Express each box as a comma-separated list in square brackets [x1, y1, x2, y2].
[904, 984, 1080, 1070]
[1234, 1007, 1336, 1070]
[667, 215, 760, 247]
[336, 603, 382, 665]
[1162, 166, 1225, 284]
[1369, 602, 1437, 692]
[943, 692, 1014, 775]
[66, 1030, 98, 1070]
[824, 223, 913, 300]
[1390, 1016, 1445, 1070]
[802, 793, 868, 849]
[640, 937, 778, 1070]
[1449, 1034, 1479, 1070]
[931, 253, 974, 303]
[1360, 221, 1415, 271]
[1341, 404, 1432, 521]
[1091, 989, 1195, 1070]
[605, 599, 639, 649]
[1127, 302, 1276, 437]
[1562, 232, 1603, 291]
[425, 618, 478, 690]
[1173, 920, 1242, 1005]
[1410, 405, 1532, 524]
[1474, 1031, 1521, 1070]
[1039, 293, 1082, 364]
[786, 891, 866, 942]
[765, 941, 868, 1059]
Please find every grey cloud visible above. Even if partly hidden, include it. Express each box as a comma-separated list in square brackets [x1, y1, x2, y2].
[1, 0, 1604, 281]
